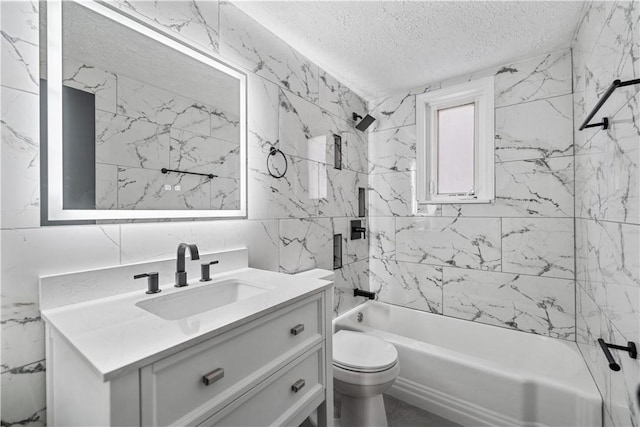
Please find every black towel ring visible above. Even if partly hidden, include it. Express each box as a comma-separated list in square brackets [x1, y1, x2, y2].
[267, 146, 288, 179]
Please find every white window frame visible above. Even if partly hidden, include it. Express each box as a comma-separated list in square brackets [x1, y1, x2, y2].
[416, 77, 494, 204]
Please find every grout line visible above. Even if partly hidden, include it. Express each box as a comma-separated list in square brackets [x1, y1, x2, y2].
[494, 91, 574, 111]
[395, 261, 575, 281]
[119, 225, 122, 265]
[496, 153, 576, 165]
[571, 46, 579, 344]
[500, 217, 503, 272]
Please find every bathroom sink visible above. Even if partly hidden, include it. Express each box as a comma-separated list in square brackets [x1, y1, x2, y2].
[135, 279, 274, 320]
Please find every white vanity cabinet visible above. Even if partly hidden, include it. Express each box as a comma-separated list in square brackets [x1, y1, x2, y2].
[45, 290, 333, 426]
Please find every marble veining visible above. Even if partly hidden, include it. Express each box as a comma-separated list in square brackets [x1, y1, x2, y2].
[170, 128, 240, 179]
[573, 3, 640, 423]
[575, 148, 639, 225]
[0, 225, 121, 393]
[502, 218, 575, 279]
[582, 1, 639, 98]
[576, 288, 613, 406]
[344, 128, 368, 174]
[278, 218, 333, 274]
[575, 218, 640, 289]
[0, 1, 39, 95]
[368, 172, 413, 217]
[368, 125, 416, 174]
[63, 59, 117, 113]
[494, 49, 572, 108]
[65, 60, 241, 211]
[248, 73, 279, 151]
[368, 84, 440, 132]
[332, 217, 367, 265]
[117, 167, 203, 210]
[318, 71, 367, 123]
[495, 94, 573, 162]
[369, 217, 396, 260]
[443, 268, 575, 339]
[1, 87, 40, 228]
[571, 1, 616, 95]
[116, 220, 280, 272]
[95, 111, 168, 170]
[319, 167, 363, 217]
[115, 0, 220, 54]
[574, 88, 640, 157]
[333, 260, 369, 316]
[117, 75, 213, 135]
[219, 1, 319, 103]
[608, 325, 640, 427]
[578, 279, 638, 347]
[1, 317, 45, 375]
[279, 88, 348, 164]
[396, 217, 501, 271]
[0, 1, 374, 424]
[248, 147, 319, 219]
[0, 359, 46, 427]
[442, 157, 574, 218]
[95, 164, 118, 210]
[370, 258, 443, 314]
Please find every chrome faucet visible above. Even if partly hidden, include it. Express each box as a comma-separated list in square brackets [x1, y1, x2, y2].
[175, 243, 200, 287]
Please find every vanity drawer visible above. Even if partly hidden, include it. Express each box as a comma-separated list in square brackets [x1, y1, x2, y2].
[141, 294, 323, 426]
[200, 345, 325, 427]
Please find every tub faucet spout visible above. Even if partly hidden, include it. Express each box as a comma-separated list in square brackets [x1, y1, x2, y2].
[175, 243, 200, 287]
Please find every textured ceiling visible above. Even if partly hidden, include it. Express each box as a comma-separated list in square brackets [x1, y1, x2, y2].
[231, 1, 586, 101]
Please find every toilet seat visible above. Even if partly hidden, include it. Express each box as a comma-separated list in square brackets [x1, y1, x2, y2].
[333, 330, 398, 373]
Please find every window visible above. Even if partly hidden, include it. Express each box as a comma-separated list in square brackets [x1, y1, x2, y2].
[416, 77, 494, 204]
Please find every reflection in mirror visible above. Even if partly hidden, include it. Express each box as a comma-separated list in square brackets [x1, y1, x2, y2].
[41, 1, 246, 221]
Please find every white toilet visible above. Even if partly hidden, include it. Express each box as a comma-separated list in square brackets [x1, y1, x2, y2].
[333, 330, 400, 427]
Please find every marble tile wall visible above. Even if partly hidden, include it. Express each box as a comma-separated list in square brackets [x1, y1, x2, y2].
[0, 1, 369, 425]
[573, 2, 640, 426]
[368, 48, 577, 341]
[63, 60, 241, 210]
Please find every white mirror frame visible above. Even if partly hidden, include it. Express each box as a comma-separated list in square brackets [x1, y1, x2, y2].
[47, 0, 247, 221]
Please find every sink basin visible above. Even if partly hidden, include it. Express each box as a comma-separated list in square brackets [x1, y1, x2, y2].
[135, 279, 274, 320]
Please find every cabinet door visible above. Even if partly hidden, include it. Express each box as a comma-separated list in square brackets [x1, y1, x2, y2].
[141, 294, 324, 426]
[200, 345, 325, 427]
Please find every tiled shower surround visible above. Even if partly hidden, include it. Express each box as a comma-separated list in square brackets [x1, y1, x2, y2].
[1, 1, 638, 427]
[1, 1, 368, 425]
[367, 1, 639, 425]
[368, 48, 577, 340]
[573, 1, 639, 426]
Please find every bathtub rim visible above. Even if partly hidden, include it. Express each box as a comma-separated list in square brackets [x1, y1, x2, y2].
[333, 301, 601, 404]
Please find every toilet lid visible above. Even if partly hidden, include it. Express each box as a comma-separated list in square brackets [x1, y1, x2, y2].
[333, 330, 398, 373]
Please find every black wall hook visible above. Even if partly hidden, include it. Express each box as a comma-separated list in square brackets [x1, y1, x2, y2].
[598, 338, 637, 371]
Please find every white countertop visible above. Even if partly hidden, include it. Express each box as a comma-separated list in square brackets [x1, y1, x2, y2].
[41, 267, 332, 381]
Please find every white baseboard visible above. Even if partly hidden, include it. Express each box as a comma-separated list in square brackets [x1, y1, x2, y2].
[388, 376, 545, 427]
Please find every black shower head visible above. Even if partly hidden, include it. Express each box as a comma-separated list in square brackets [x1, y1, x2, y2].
[352, 113, 376, 132]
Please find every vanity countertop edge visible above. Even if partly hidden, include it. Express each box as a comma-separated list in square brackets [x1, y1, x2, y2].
[41, 267, 333, 382]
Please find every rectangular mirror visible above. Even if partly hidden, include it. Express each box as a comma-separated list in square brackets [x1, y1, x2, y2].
[42, 0, 247, 221]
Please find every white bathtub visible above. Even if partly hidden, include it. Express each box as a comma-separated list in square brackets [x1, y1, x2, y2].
[334, 301, 602, 427]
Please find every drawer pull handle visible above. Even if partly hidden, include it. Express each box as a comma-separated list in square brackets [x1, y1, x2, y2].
[290, 324, 305, 336]
[202, 368, 224, 386]
[291, 379, 305, 393]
